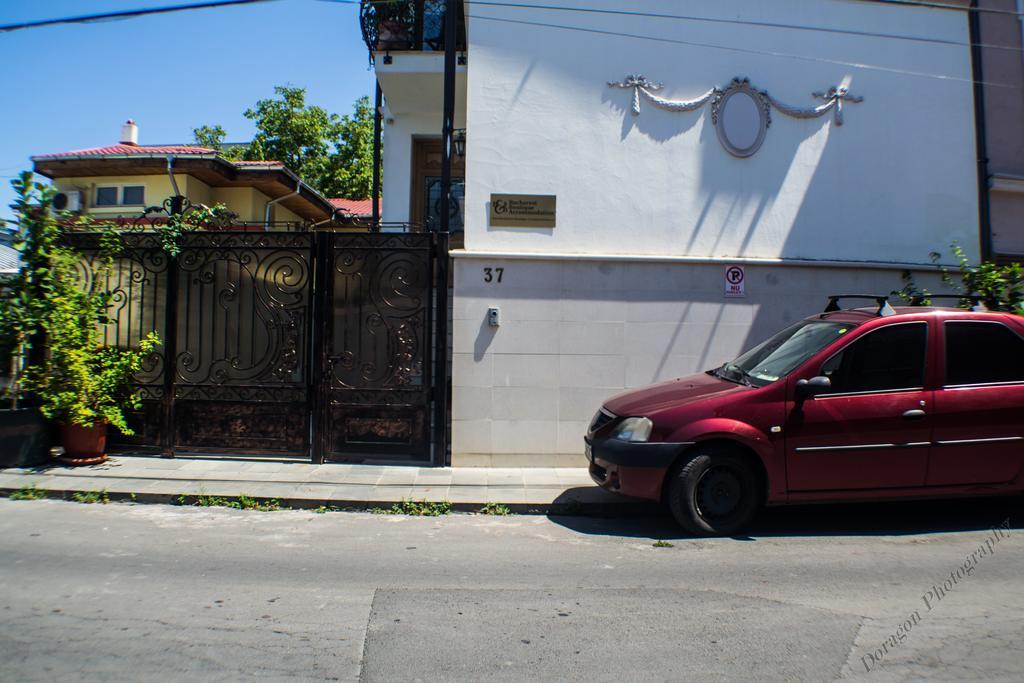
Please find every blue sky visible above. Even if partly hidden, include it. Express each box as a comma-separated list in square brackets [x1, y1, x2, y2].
[0, 0, 376, 219]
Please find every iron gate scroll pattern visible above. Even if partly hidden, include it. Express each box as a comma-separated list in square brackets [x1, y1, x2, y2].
[319, 233, 434, 462]
[66, 232, 169, 447]
[173, 232, 313, 454]
[68, 228, 442, 461]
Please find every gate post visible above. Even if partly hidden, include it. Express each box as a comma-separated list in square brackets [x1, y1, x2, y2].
[309, 230, 327, 464]
[160, 198, 184, 458]
[432, 231, 450, 466]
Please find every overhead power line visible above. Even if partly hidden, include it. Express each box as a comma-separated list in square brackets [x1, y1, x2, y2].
[0, 0, 278, 33]
[467, 12, 1018, 89]
[460, 0, 1024, 54]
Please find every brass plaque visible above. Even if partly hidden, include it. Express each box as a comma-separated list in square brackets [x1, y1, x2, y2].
[489, 194, 556, 228]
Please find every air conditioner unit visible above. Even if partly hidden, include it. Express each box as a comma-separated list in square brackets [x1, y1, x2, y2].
[52, 190, 83, 213]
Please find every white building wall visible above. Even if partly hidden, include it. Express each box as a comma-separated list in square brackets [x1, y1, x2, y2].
[379, 96, 466, 227]
[451, 258, 946, 466]
[381, 108, 437, 225]
[432, 0, 980, 466]
[463, 0, 979, 262]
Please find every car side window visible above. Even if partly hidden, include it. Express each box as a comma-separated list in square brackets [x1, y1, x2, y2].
[945, 321, 1024, 386]
[819, 322, 927, 394]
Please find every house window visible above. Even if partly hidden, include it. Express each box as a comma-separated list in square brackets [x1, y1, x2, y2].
[95, 187, 119, 206]
[122, 185, 145, 205]
[95, 185, 146, 207]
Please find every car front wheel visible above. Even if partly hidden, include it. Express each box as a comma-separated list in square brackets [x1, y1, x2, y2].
[667, 446, 761, 536]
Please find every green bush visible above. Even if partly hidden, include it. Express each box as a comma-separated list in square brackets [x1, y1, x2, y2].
[2, 172, 161, 434]
[897, 243, 1024, 314]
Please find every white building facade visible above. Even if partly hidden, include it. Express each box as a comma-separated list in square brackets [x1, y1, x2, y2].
[367, 0, 980, 466]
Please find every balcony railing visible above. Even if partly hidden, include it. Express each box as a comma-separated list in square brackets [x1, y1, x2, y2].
[360, 0, 466, 59]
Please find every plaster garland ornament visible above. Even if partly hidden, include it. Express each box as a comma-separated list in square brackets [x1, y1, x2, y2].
[608, 75, 863, 157]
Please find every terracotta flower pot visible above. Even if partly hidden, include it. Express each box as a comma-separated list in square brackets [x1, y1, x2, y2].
[59, 421, 108, 466]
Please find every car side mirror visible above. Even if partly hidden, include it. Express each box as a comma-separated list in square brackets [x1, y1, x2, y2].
[795, 376, 831, 400]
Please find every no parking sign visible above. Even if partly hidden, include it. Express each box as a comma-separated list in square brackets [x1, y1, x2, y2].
[724, 265, 745, 297]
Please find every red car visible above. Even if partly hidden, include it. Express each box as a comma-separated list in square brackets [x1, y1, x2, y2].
[587, 296, 1024, 535]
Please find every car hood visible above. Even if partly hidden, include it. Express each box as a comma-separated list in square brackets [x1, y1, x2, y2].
[603, 371, 747, 417]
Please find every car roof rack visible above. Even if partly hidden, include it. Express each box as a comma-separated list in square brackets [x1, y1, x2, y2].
[908, 294, 989, 312]
[823, 294, 896, 317]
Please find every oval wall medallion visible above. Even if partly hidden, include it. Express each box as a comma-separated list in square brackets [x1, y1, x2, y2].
[608, 75, 863, 159]
[714, 86, 768, 158]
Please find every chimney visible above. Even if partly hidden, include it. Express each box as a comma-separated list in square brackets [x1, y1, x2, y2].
[120, 119, 138, 146]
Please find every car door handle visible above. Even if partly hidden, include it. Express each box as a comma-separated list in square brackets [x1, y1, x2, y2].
[902, 409, 927, 420]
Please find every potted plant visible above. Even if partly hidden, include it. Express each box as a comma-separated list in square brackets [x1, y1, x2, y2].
[24, 246, 159, 464]
[6, 173, 160, 465]
[375, 0, 412, 50]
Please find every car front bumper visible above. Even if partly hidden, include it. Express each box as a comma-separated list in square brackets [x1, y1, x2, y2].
[585, 436, 692, 502]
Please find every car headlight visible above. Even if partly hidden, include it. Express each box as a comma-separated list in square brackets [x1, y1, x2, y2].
[610, 416, 653, 443]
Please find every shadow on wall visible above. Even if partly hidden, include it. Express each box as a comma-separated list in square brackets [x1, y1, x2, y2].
[465, 260, 934, 390]
[600, 87, 704, 144]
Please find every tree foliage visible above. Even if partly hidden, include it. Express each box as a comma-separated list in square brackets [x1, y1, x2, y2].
[193, 124, 227, 150]
[895, 243, 1024, 315]
[194, 87, 375, 199]
[192, 124, 247, 161]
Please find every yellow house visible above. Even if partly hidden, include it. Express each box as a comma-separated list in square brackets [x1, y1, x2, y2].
[32, 120, 355, 229]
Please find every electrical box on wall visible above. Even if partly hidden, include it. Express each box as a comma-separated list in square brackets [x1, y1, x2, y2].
[487, 307, 500, 327]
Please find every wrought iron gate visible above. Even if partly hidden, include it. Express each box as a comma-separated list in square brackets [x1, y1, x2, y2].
[71, 229, 446, 463]
[315, 233, 438, 462]
[172, 232, 315, 455]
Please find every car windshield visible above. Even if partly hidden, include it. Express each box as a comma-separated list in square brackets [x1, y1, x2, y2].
[713, 320, 855, 387]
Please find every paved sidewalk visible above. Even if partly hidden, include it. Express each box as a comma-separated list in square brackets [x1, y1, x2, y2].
[0, 454, 652, 514]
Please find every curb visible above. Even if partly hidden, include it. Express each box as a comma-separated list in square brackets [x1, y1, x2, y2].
[0, 486, 661, 518]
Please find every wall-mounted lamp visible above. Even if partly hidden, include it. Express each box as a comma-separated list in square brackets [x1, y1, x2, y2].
[453, 128, 466, 157]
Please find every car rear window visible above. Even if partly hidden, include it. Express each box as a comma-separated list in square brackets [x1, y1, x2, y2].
[945, 321, 1024, 386]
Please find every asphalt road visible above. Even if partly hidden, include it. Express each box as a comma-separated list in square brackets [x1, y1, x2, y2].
[1, 496, 1022, 682]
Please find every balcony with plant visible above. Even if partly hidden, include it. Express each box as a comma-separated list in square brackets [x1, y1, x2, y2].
[360, 0, 466, 57]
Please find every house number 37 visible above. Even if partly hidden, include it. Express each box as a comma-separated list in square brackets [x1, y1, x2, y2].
[483, 267, 504, 283]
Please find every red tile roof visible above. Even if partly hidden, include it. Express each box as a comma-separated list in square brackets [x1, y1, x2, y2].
[329, 198, 381, 216]
[33, 145, 291, 173]
[34, 143, 216, 158]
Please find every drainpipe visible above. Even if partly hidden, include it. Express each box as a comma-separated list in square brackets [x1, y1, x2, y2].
[166, 156, 184, 214]
[265, 181, 301, 231]
[969, 0, 993, 261]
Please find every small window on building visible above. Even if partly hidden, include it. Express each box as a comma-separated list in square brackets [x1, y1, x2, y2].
[95, 187, 118, 206]
[122, 186, 145, 205]
[945, 321, 1024, 386]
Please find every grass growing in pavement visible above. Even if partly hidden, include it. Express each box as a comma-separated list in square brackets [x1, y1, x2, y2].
[9, 485, 48, 501]
[373, 499, 452, 516]
[175, 494, 282, 511]
[71, 490, 109, 504]
[478, 502, 513, 516]
[652, 540, 675, 548]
